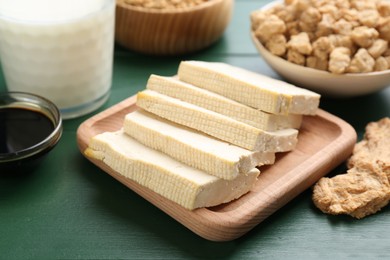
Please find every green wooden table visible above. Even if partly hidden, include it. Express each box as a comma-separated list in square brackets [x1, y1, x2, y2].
[1, 1, 390, 258]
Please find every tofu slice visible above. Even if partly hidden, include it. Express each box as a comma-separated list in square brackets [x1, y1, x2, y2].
[146, 74, 302, 131]
[124, 109, 275, 180]
[136, 90, 298, 152]
[177, 60, 320, 115]
[85, 130, 260, 210]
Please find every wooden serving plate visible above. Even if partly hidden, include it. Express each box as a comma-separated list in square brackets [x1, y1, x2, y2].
[77, 95, 357, 241]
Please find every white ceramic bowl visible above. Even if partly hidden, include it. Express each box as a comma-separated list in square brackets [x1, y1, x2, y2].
[251, 1, 390, 98]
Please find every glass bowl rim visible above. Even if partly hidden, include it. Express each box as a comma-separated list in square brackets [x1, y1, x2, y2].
[0, 91, 63, 163]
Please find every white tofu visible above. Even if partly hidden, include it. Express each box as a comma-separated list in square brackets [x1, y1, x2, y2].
[146, 74, 302, 131]
[136, 90, 298, 152]
[124, 109, 275, 180]
[85, 130, 260, 210]
[178, 60, 320, 115]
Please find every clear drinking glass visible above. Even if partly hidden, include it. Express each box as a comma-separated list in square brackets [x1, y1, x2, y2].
[0, 0, 115, 119]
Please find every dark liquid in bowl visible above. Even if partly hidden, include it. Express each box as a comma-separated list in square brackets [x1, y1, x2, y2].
[0, 107, 54, 154]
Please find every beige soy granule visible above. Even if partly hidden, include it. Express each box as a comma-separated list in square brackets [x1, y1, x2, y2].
[251, 0, 390, 74]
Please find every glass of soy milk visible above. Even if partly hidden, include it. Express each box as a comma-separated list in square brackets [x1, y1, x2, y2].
[0, 0, 115, 119]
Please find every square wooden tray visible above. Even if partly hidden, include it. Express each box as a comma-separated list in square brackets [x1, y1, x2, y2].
[77, 95, 357, 241]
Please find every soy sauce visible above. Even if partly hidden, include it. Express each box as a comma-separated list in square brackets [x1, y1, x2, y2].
[0, 107, 54, 154]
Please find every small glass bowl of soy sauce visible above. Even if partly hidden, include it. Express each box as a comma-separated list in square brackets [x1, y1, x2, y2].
[0, 92, 62, 173]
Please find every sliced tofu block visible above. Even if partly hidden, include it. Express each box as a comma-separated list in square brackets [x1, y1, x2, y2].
[85, 130, 260, 210]
[136, 90, 298, 152]
[146, 74, 302, 131]
[177, 60, 320, 115]
[124, 109, 275, 180]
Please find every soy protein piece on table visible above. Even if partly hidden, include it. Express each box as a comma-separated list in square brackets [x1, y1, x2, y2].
[312, 117, 390, 219]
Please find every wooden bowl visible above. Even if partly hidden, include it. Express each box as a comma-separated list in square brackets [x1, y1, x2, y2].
[115, 0, 233, 55]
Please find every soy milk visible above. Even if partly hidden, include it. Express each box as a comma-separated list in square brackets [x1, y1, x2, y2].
[0, 0, 115, 119]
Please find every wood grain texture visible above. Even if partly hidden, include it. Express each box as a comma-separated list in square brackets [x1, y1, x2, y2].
[76, 95, 357, 241]
[115, 0, 233, 55]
